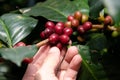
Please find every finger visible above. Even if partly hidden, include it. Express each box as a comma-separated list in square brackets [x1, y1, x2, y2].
[64, 46, 78, 63]
[39, 47, 60, 74]
[32, 45, 50, 67]
[60, 46, 78, 70]
[64, 54, 82, 80]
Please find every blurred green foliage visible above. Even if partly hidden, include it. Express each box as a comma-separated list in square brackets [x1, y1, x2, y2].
[0, 0, 45, 15]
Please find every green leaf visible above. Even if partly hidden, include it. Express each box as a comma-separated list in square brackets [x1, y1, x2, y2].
[73, 0, 89, 15]
[0, 13, 38, 48]
[86, 33, 107, 51]
[102, 0, 120, 26]
[77, 45, 108, 80]
[0, 45, 38, 66]
[20, 0, 89, 22]
[89, 0, 104, 18]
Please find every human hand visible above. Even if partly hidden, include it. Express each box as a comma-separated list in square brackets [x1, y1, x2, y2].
[22, 45, 82, 80]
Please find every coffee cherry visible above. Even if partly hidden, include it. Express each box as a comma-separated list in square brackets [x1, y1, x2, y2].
[55, 22, 64, 35]
[45, 21, 55, 29]
[40, 31, 46, 39]
[14, 42, 26, 47]
[111, 30, 119, 37]
[59, 34, 70, 44]
[67, 15, 74, 21]
[64, 21, 72, 27]
[22, 57, 33, 64]
[63, 27, 73, 36]
[56, 22, 64, 28]
[104, 15, 113, 25]
[81, 14, 89, 23]
[77, 25, 85, 34]
[56, 42, 63, 50]
[74, 11, 82, 21]
[71, 19, 79, 27]
[49, 33, 59, 45]
[44, 28, 54, 38]
[83, 21, 92, 31]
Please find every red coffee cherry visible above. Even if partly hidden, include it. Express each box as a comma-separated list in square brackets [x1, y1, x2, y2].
[104, 15, 113, 25]
[77, 25, 85, 34]
[45, 21, 55, 29]
[63, 27, 73, 36]
[83, 21, 92, 31]
[67, 15, 74, 21]
[44, 28, 54, 38]
[59, 34, 70, 44]
[14, 42, 26, 48]
[49, 33, 59, 45]
[54, 22, 64, 35]
[56, 42, 63, 50]
[40, 31, 46, 39]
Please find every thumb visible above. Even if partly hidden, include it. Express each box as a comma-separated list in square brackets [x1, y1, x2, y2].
[40, 47, 60, 74]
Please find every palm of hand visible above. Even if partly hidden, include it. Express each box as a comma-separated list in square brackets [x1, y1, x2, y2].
[22, 45, 82, 80]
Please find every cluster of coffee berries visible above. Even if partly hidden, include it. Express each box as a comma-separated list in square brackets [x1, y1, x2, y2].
[40, 11, 94, 49]
[65, 11, 92, 34]
[40, 21, 73, 49]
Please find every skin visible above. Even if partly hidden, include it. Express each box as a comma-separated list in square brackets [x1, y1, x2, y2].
[22, 45, 82, 80]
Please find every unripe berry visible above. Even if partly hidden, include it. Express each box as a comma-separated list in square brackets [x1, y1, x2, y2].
[44, 28, 54, 38]
[64, 21, 72, 27]
[63, 27, 73, 36]
[49, 33, 59, 45]
[104, 15, 113, 25]
[74, 11, 82, 21]
[77, 25, 85, 34]
[67, 15, 74, 21]
[81, 14, 89, 23]
[45, 21, 55, 29]
[59, 34, 70, 44]
[111, 30, 119, 37]
[71, 19, 79, 27]
[83, 21, 92, 31]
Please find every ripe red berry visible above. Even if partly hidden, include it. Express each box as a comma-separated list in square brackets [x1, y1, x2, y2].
[74, 11, 82, 21]
[59, 34, 70, 44]
[54, 22, 64, 35]
[56, 42, 63, 50]
[67, 15, 74, 21]
[77, 25, 85, 34]
[49, 33, 59, 45]
[83, 21, 92, 31]
[56, 22, 64, 28]
[22, 57, 33, 64]
[14, 42, 26, 47]
[104, 15, 113, 25]
[45, 21, 55, 29]
[44, 28, 54, 38]
[71, 19, 79, 27]
[63, 27, 73, 36]
[40, 31, 46, 39]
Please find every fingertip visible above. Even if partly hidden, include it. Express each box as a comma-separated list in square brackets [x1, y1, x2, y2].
[68, 46, 78, 54]
[48, 46, 60, 55]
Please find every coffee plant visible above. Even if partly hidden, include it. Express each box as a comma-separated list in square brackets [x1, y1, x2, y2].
[0, 0, 120, 80]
